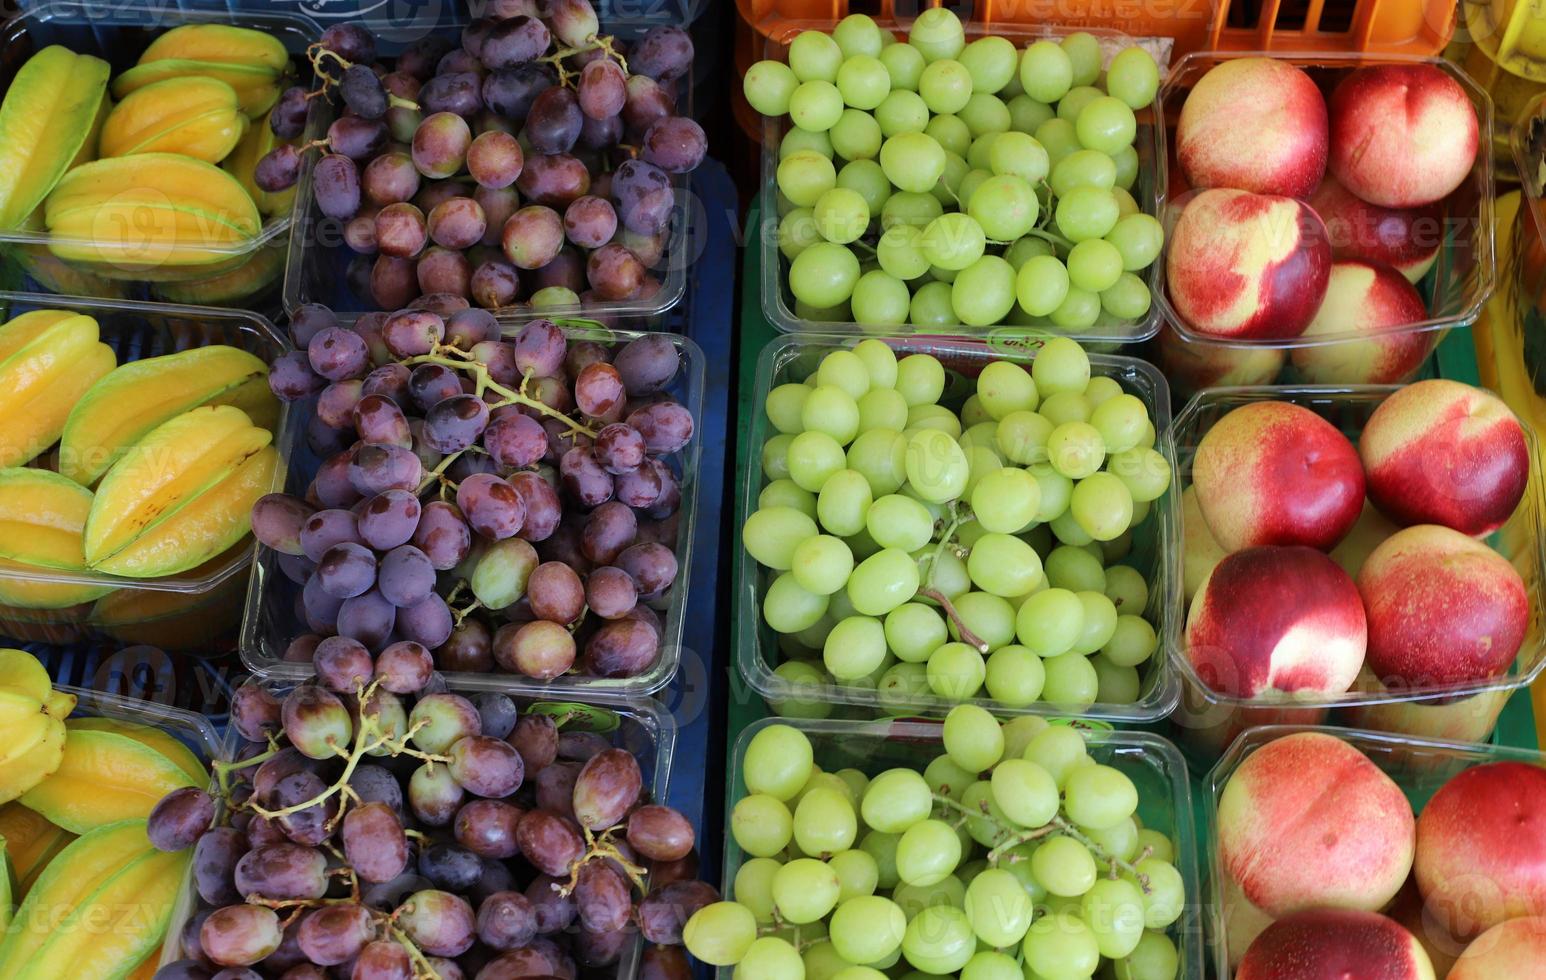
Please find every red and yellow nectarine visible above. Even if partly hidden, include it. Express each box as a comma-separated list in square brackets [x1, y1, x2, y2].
[1177, 57, 1328, 199]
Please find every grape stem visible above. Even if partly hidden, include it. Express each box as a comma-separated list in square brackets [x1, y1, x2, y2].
[415, 451, 463, 495]
[1023, 227, 1074, 250]
[388, 924, 443, 980]
[540, 34, 629, 86]
[557, 825, 651, 897]
[916, 587, 988, 653]
[212, 744, 279, 798]
[407, 351, 599, 440]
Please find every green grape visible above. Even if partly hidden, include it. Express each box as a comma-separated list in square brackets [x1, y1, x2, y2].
[829, 849, 879, 903]
[1080, 877, 1146, 959]
[909, 7, 966, 62]
[833, 12, 886, 58]
[1050, 285, 1101, 328]
[960, 93, 1011, 137]
[1103, 565, 1148, 614]
[1040, 391, 1091, 426]
[847, 428, 908, 495]
[1014, 586, 1083, 656]
[1113, 184, 1140, 216]
[1093, 654, 1141, 703]
[744, 724, 815, 801]
[1067, 238, 1124, 292]
[830, 108, 884, 161]
[918, 58, 972, 114]
[731, 793, 793, 856]
[850, 270, 912, 326]
[1043, 651, 1099, 707]
[837, 54, 892, 110]
[1076, 95, 1138, 155]
[857, 388, 909, 432]
[892, 876, 964, 928]
[1102, 272, 1152, 320]
[878, 661, 931, 709]
[851, 338, 898, 388]
[781, 127, 834, 160]
[920, 212, 986, 271]
[1115, 931, 1180, 980]
[817, 469, 873, 536]
[1044, 544, 1106, 592]
[990, 757, 1060, 827]
[838, 159, 891, 215]
[830, 895, 907, 966]
[1029, 462, 1073, 523]
[734, 936, 805, 980]
[789, 241, 861, 308]
[772, 857, 842, 923]
[864, 494, 934, 552]
[862, 768, 933, 833]
[771, 660, 833, 719]
[777, 208, 822, 262]
[1089, 393, 1149, 454]
[764, 433, 795, 480]
[1136, 829, 1174, 864]
[1080, 375, 1119, 405]
[1023, 912, 1100, 978]
[1019, 40, 1073, 103]
[793, 786, 859, 856]
[847, 548, 920, 617]
[965, 872, 1036, 952]
[1022, 725, 1088, 785]
[965, 132, 998, 171]
[1108, 446, 1170, 502]
[1056, 84, 1104, 123]
[1056, 185, 1121, 241]
[1112, 143, 1140, 190]
[745, 59, 801, 116]
[924, 641, 985, 699]
[1015, 255, 1071, 318]
[875, 89, 930, 136]
[733, 857, 782, 923]
[902, 906, 975, 975]
[1107, 46, 1161, 110]
[791, 79, 845, 132]
[786, 429, 846, 491]
[1002, 716, 1050, 761]
[684, 901, 759, 966]
[743, 506, 819, 570]
[1050, 509, 1094, 546]
[966, 532, 1043, 598]
[971, 467, 1040, 533]
[1047, 421, 1106, 479]
[879, 131, 947, 194]
[777, 150, 838, 208]
[1059, 32, 1102, 86]
[1106, 213, 1163, 271]
[1062, 763, 1138, 830]
[765, 382, 811, 435]
[933, 150, 971, 207]
[923, 112, 972, 157]
[790, 30, 844, 82]
[816, 349, 871, 398]
[1031, 835, 1098, 896]
[895, 819, 961, 886]
[880, 41, 926, 91]
[872, 227, 927, 282]
[953, 592, 1017, 650]
[961, 951, 1021, 980]
[924, 753, 976, 801]
[1033, 117, 1081, 169]
[1102, 614, 1157, 668]
[985, 645, 1047, 706]
[823, 615, 887, 680]
[958, 35, 1018, 93]
[1007, 94, 1055, 135]
[957, 167, 992, 208]
[960, 415, 997, 447]
[804, 940, 855, 980]
[950, 255, 1017, 327]
[965, 174, 1038, 242]
[908, 402, 961, 437]
[885, 603, 949, 663]
[760, 479, 817, 519]
[1050, 148, 1117, 196]
[790, 535, 854, 596]
[942, 703, 1004, 771]
[903, 428, 969, 503]
[904, 282, 955, 331]
[1084, 815, 1141, 863]
[802, 384, 861, 444]
[1135, 858, 1185, 929]
[881, 189, 944, 229]
[1070, 472, 1134, 542]
[859, 832, 903, 892]
[987, 130, 1050, 184]
[796, 769, 853, 809]
[994, 410, 1053, 465]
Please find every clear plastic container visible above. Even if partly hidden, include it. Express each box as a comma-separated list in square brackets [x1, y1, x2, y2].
[758, 24, 1169, 344]
[0, 291, 294, 653]
[1155, 51, 1497, 352]
[1166, 386, 1546, 763]
[722, 716, 1207, 980]
[160, 680, 676, 976]
[1202, 724, 1546, 974]
[61, 682, 222, 761]
[736, 333, 1183, 722]
[241, 327, 704, 700]
[0, 2, 326, 290]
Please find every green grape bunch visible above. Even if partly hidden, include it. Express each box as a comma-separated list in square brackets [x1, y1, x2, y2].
[746, 11, 1165, 332]
[743, 337, 1171, 714]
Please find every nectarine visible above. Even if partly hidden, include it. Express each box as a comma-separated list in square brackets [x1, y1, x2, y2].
[1237, 908, 1436, 980]
[1448, 916, 1546, 979]
[1192, 400, 1365, 551]
[1330, 499, 1401, 579]
[1289, 260, 1434, 385]
[1177, 57, 1328, 198]
[1156, 323, 1285, 396]
[1181, 485, 1227, 602]
[1328, 64, 1479, 208]
[1310, 174, 1443, 282]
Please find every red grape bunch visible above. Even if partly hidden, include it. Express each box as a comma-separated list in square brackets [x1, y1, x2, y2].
[256, 6, 706, 313]
[258, 302, 693, 685]
[150, 675, 710, 979]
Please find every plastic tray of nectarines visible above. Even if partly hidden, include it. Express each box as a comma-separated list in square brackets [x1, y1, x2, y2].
[1155, 51, 1497, 371]
[1166, 385, 1546, 766]
[1203, 724, 1546, 978]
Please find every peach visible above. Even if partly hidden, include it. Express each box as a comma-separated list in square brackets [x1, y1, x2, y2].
[1156, 323, 1285, 396]
[1415, 761, 1546, 939]
[1192, 401, 1365, 551]
[1448, 916, 1546, 979]
[1218, 731, 1415, 919]
[1181, 485, 1227, 602]
[1177, 57, 1328, 198]
[1310, 174, 1444, 282]
[1237, 909, 1436, 980]
[1387, 876, 1466, 979]
[1359, 379, 1529, 536]
[1185, 546, 1366, 698]
[1288, 260, 1434, 385]
[1330, 499, 1401, 579]
[1328, 64, 1479, 208]
[1340, 669, 1511, 745]
[1166, 189, 1332, 340]
[1357, 524, 1529, 688]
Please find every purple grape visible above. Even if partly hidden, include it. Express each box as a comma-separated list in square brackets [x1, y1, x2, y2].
[513, 810, 583, 876]
[526, 875, 577, 934]
[349, 764, 405, 813]
[455, 473, 526, 539]
[643, 115, 707, 174]
[374, 201, 427, 259]
[462, 17, 495, 58]
[289, 303, 339, 348]
[374, 639, 434, 694]
[376, 545, 436, 607]
[358, 489, 422, 551]
[578, 111, 623, 151]
[581, 500, 637, 564]
[307, 327, 369, 381]
[523, 86, 582, 154]
[482, 412, 547, 468]
[621, 225, 669, 268]
[629, 400, 695, 453]
[468, 692, 518, 740]
[404, 364, 459, 412]
[632, 25, 694, 82]
[421, 71, 484, 118]
[335, 588, 395, 649]
[586, 242, 645, 300]
[271, 85, 309, 139]
[612, 158, 674, 235]
[300, 573, 342, 632]
[313, 153, 361, 220]
[443, 307, 497, 349]
[413, 501, 473, 568]
[395, 890, 476, 958]
[496, 619, 575, 679]
[638, 879, 718, 945]
[586, 565, 638, 619]
[343, 210, 378, 254]
[147, 787, 215, 852]
[300, 509, 362, 563]
[481, 16, 550, 70]
[191, 826, 245, 906]
[409, 763, 465, 826]
[296, 903, 373, 967]
[611, 336, 678, 396]
[382, 309, 446, 357]
[466, 129, 524, 190]
[279, 552, 317, 587]
[315, 541, 377, 599]
[412, 111, 473, 180]
[423, 394, 490, 453]
[500, 205, 565, 270]
[559, 448, 613, 507]
[328, 115, 388, 160]
[565, 339, 610, 376]
[508, 712, 558, 774]
[371, 254, 421, 310]
[416, 246, 472, 297]
[577, 58, 626, 120]
[515, 152, 590, 208]
[623, 74, 676, 137]
[426, 195, 488, 251]
[313, 634, 375, 692]
[382, 71, 423, 142]
[350, 940, 411, 978]
[251, 493, 314, 556]
[447, 734, 524, 797]
[476, 891, 538, 951]
[584, 617, 660, 677]
[399, 593, 454, 648]
[399, 35, 454, 80]
[572, 861, 630, 933]
[467, 259, 517, 308]
[574, 361, 625, 418]
[439, 48, 485, 79]
[254, 144, 302, 193]
[320, 23, 375, 64]
[510, 471, 560, 542]
[234, 843, 330, 902]
[560, 195, 616, 250]
[617, 541, 678, 599]
[525, 560, 585, 624]
[481, 63, 555, 121]
[273, 770, 338, 846]
[614, 460, 664, 509]
[507, 319, 564, 375]
[418, 841, 483, 892]
[353, 393, 413, 447]
[267, 350, 324, 402]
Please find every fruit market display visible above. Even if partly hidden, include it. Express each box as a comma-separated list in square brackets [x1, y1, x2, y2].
[1162, 56, 1484, 388]
[0, 648, 206, 977]
[696, 717, 1187, 977]
[744, 11, 1165, 332]
[255, 304, 692, 683]
[1182, 381, 1532, 708]
[743, 336, 1171, 713]
[150, 674, 706, 978]
[0, 25, 300, 278]
[1215, 730, 1546, 976]
[253, 9, 704, 314]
